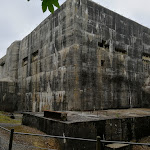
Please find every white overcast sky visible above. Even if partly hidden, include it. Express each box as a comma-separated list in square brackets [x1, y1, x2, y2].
[0, 0, 150, 58]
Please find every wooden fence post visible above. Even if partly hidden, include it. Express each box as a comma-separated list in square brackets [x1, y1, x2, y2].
[9, 129, 14, 150]
[96, 136, 101, 150]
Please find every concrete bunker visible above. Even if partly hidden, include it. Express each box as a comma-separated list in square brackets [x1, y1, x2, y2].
[0, 0, 150, 112]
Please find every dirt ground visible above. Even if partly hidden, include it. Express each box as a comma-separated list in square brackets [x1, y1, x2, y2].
[0, 112, 60, 150]
[132, 137, 150, 150]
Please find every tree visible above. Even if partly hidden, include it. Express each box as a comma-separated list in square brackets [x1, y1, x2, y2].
[27, 0, 60, 13]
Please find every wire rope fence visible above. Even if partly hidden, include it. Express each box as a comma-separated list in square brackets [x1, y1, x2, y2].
[1, 112, 150, 150]
[0, 125, 10, 150]
[0, 125, 57, 150]
[1, 125, 150, 150]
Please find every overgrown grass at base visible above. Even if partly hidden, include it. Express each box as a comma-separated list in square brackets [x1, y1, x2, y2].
[0, 111, 60, 150]
[6, 125, 60, 150]
[0, 111, 21, 124]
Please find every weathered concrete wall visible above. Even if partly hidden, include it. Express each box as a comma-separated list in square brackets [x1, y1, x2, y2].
[72, 0, 150, 110]
[22, 113, 150, 150]
[0, 56, 6, 79]
[0, 41, 20, 81]
[17, 0, 81, 112]
[0, 81, 19, 112]
[0, 41, 20, 111]
[1, 0, 150, 112]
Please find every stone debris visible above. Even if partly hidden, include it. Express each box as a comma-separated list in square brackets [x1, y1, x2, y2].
[44, 110, 67, 121]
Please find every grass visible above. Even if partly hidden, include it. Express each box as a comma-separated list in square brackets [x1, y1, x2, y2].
[0, 111, 21, 124]
[0, 111, 60, 150]
[6, 125, 60, 150]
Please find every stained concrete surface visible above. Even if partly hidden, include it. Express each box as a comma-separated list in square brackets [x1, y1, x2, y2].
[23, 108, 150, 123]
[0, 0, 150, 112]
[22, 108, 150, 150]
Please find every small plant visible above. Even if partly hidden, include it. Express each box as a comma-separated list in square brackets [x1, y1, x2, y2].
[116, 113, 120, 118]
[27, 0, 60, 13]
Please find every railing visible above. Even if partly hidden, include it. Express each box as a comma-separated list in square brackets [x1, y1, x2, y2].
[1, 125, 150, 150]
[0, 126, 56, 150]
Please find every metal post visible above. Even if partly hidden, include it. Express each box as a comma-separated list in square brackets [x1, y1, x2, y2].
[96, 136, 101, 150]
[9, 129, 14, 150]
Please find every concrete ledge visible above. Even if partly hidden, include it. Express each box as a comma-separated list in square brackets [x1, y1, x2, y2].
[44, 110, 67, 121]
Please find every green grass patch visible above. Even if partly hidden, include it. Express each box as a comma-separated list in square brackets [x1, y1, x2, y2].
[0, 112, 21, 124]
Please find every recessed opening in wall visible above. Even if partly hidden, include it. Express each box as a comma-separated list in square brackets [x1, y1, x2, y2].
[98, 40, 106, 48]
[0, 62, 5, 67]
[115, 47, 127, 54]
[55, 16, 58, 27]
[32, 50, 39, 62]
[88, 6, 93, 17]
[98, 40, 109, 49]
[104, 43, 109, 49]
[142, 53, 150, 63]
[101, 60, 105, 66]
[22, 57, 28, 66]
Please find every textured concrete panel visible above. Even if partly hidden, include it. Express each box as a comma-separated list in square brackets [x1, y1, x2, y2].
[0, 0, 150, 112]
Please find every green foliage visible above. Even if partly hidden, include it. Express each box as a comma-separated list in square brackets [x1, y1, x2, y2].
[27, 0, 60, 13]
